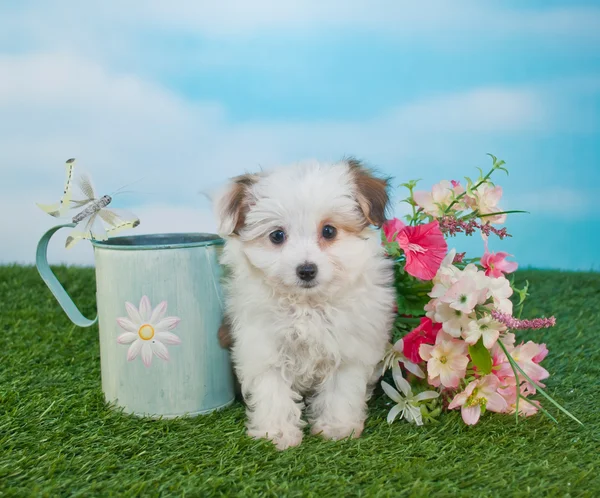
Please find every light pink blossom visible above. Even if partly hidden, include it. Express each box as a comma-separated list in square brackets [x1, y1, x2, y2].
[465, 183, 506, 224]
[419, 333, 469, 388]
[495, 341, 549, 384]
[498, 383, 541, 417]
[448, 375, 508, 425]
[413, 180, 465, 217]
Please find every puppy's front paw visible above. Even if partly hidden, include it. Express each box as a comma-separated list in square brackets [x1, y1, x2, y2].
[248, 426, 303, 451]
[311, 421, 364, 441]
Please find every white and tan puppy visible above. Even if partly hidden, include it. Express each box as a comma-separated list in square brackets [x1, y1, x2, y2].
[213, 159, 395, 450]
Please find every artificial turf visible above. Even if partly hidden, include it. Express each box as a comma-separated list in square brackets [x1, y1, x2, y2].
[1, 265, 599, 497]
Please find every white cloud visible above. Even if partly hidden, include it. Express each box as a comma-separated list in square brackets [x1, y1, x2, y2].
[1, 192, 217, 266]
[2, 1, 599, 43]
[507, 187, 598, 219]
[0, 52, 588, 264]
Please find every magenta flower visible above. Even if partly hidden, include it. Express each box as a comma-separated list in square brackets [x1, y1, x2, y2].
[481, 241, 518, 278]
[401, 317, 441, 364]
[397, 221, 448, 281]
[383, 218, 406, 243]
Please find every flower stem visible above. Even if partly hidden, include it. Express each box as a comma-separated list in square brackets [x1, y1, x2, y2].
[444, 158, 501, 214]
[498, 341, 583, 426]
[498, 341, 521, 424]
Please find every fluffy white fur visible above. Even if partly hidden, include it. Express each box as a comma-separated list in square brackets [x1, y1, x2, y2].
[214, 160, 395, 450]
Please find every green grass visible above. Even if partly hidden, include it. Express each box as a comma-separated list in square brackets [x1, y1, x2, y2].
[1, 266, 599, 497]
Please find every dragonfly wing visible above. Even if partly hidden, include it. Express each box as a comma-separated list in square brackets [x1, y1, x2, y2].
[99, 208, 140, 237]
[70, 199, 93, 209]
[90, 214, 108, 241]
[73, 170, 97, 202]
[65, 212, 94, 249]
[36, 202, 62, 217]
[37, 158, 77, 217]
[65, 212, 107, 249]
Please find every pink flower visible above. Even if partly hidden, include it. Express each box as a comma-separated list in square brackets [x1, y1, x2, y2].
[498, 383, 541, 417]
[532, 344, 549, 363]
[481, 241, 518, 278]
[495, 341, 549, 384]
[511, 342, 550, 383]
[490, 332, 516, 382]
[402, 317, 441, 364]
[397, 221, 448, 281]
[419, 332, 469, 388]
[382, 218, 406, 243]
[448, 375, 508, 425]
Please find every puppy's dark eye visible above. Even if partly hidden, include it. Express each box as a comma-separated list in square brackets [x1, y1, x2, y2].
[322, 225, 337, 240]
[269, 230, 286, 245]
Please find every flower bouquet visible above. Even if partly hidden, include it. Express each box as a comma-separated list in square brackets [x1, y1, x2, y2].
[379, 155, 581, 427]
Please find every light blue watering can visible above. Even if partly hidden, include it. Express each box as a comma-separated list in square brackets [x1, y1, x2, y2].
[36, 225, 235, 418]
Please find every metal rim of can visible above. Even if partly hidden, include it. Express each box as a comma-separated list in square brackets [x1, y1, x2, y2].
[91, 233, 224, 251]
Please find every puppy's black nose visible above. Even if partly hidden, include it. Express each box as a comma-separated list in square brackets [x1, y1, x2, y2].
[297, 263, 318, 282]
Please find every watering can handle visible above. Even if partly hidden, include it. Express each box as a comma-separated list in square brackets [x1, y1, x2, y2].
[36, 224, 98, 328]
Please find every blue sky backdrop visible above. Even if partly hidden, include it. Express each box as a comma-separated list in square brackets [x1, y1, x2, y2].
[0, 1, 599, 269]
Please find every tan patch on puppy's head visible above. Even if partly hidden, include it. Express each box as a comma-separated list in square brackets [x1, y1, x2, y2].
[347, 158, 391, 228]
[317, 217, 364, 250]
[215, 173, 260, 236]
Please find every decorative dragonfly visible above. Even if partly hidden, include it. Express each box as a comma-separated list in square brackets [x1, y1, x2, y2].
[37, 158, 141, 249]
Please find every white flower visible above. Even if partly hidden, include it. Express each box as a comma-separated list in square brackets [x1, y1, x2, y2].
[433, 302, 474, 338]
[381, 365, 439, 426]
[487, 276, 513, 314]
[430, 249, 461, 292]
[116, 296, 182, 367]
[439, 276, 483, 314]
[462, 315, 507, 349]
[379, 340, 425, 379]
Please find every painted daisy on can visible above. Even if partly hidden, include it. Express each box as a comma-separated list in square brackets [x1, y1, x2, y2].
[116, 296, 181, 367]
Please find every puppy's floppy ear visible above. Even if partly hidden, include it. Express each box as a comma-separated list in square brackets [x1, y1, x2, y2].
[214, 173, 260, 236]
[347, 158, 391, 228]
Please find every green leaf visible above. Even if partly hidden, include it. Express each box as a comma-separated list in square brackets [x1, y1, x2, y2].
[479, 210, 529, 218]
[468, 337, 493, 375]
[399, 179, 421, 189]
[512, 280, 530, 306]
